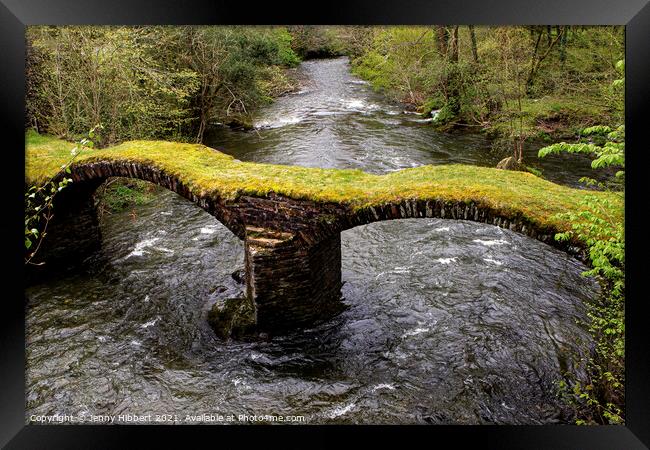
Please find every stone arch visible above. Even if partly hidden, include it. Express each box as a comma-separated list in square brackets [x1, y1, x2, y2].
[44, 160, 590, 265]
[36, 161, 349, 333]
[337, 199, 587, 262]
[29, 160, 249, 291]
[59, 159, 247, 239]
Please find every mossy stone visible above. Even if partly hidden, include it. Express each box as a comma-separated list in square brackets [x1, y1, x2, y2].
[207, 297, 257, 340]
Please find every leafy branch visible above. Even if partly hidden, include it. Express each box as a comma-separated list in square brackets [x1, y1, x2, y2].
[24, 125, 101, 265]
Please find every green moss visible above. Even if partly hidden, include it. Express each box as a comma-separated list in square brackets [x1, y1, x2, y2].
[25, 131, 623, 239]
[525, 166, 543, 178]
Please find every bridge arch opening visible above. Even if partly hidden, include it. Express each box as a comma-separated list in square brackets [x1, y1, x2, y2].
[339, 216, 599, 335]
[32, 171, 246, 274]
[31, 176, 254, 335]
[339, 199, 587, 262]
[340, 217, 593, 295]
[93, 177, 245, 263]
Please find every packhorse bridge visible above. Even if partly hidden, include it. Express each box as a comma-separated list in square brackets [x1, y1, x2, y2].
[26, 133, 623, 335]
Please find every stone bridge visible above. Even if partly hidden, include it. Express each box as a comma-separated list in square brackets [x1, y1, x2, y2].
[26, 135, 623, 335]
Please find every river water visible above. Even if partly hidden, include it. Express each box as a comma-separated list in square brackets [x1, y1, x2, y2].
[26, 57, 600, 424]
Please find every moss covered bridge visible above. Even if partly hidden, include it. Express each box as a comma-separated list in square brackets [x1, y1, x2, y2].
[26, 132, 623, 334]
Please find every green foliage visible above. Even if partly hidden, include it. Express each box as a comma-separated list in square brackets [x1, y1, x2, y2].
[25, 26, 302, 145]
[26, 25, 624, 145]
[538, 141, 602, 158]
[287, 26, 348, 59]
[97, 179, 158, 214]
[25, 126, 100, 265]
[350, 50, 393, 91]
[420, 96, 445, 116]
[582, 125, 612, 135]
[333, 26, 376, 59]
[431, 103, 458, 126]
[538, 125, 624, 184]
[350, 27, 440, 106]
[539, 70, 625, 422]
[165, 26, 304, 137]
[552, 194, 625, 424]
[348, 26, 623, 140]
[27, 27, 201, 146]
[271, 28, 302, 67]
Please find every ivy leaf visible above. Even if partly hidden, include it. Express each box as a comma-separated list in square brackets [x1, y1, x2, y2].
[615, 59, 625, 72]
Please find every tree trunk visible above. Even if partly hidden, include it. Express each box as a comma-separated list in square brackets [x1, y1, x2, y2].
[526, 27, 564, 95]
[526, 29, 543, 95]
[559, 25, 568, 64]
[436, 26, 449, 56]
[469, 25, 479, 63]
[450, 26, 459, 63]
[446, 26, 461, 118]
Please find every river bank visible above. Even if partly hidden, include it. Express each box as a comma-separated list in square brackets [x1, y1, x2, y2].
[351, 61, 618, 143]
[346, 26, 623, 146]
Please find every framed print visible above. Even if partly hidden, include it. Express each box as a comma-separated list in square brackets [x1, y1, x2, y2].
[2, 0, 649, 448]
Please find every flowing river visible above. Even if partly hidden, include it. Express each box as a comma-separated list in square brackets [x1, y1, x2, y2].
[26, 57, 600, 424]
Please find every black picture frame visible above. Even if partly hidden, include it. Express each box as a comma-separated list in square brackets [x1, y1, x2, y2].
[2, 1, 649, 448]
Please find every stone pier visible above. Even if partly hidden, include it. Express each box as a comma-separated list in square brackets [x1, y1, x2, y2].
[244, 226, 343, 331]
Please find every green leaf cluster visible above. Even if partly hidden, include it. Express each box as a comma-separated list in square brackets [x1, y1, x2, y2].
[25, 127, 99, 264]
[539, 124, 624, 182]
[553, 194, 625, 424]
[540, 113, 625, 424]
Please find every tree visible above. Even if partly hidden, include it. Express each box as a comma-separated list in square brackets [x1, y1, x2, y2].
[488, 27, 531, 164]
[468, 25, 479, 64]
[26, 26, 302, 145]
[538, 59, 625, 185]
[538, 61, 625, 424]
[27, 26, 200, 146]
[526, 26, 565, 95]
[181, 26, 301, 141]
